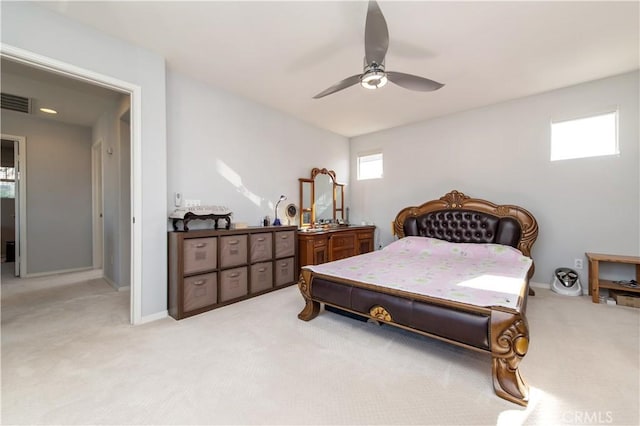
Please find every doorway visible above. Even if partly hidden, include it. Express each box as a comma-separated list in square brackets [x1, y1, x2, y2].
[1, 136, 26, 277]
[1, 46, 142, 324]
[0, 140, 16, 268]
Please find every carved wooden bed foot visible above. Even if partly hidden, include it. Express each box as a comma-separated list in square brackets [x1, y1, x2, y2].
[297, 270, 320, 321]
[298, 299, 320, 321]
[490, 310, 530, 406]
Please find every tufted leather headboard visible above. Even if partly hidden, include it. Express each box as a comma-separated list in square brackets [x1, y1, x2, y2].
[393, 190, 538, 260]
[403, 209, 522, 248]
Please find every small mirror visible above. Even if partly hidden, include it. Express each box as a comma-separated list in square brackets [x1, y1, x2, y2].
[285, 203, 298, 226]
[315, 172, 333, 222]
[302, 211, 312, 225]
[286, 204, 298, 218]
[335, 184, 344, 222]
[299, 179, 313, 227]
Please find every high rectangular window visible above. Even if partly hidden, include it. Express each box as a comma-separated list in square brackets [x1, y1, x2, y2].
[551, 111, 618, 161]
[357, 152, 383, 180]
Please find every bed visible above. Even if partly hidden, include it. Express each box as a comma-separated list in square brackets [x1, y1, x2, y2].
[297, 190, 539, 406]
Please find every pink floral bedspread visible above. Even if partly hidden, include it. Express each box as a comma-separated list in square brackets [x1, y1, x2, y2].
[305, 236, 532, 310]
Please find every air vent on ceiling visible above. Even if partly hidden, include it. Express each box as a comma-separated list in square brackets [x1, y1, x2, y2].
[1, 93, 31, 114]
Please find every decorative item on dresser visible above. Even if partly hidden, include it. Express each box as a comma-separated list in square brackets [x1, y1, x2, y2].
[169, 205, 233, 231]
[168, 225, 297, 320]
[285, 203, 298, 226]
[272, 195, 287, 226]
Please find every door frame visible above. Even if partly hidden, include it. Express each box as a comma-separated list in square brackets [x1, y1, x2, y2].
[91, 140, 104, 270]
[0, 44, 143, 325]
[1, 134, 26, 277]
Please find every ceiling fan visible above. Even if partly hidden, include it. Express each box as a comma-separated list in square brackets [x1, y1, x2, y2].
[313, 0, 444, 99]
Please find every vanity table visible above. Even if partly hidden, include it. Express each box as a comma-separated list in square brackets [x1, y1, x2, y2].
[298, 225, 376, 269]
[297, 167, 376, 270]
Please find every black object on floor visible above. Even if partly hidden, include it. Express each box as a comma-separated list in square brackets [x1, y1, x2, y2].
[325, 305, 368, 322]
[6, 241, 15, 262]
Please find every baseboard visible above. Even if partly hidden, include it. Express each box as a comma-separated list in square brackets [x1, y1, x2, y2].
[24, 267, 102, 282]
[102, 276, 132, 292]
[103, 275, 118, 290]
[530, 281, 550, 289]
[138, 310, 168, 324]
[531, 279, 589, 295]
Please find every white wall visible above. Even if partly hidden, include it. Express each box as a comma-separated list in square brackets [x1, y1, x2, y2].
[166, 71, 350, 227]
[119, 115, 131, 288]
[92, 96, 130, 289]
[1, 111, 93, 275]
[2, 2, 167, 319]
[349, 71, 640, 284]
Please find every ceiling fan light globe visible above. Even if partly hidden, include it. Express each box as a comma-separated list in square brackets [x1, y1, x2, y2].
[360, 71, 388, 90]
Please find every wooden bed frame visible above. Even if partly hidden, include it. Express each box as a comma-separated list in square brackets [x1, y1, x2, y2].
[297, 190, 539, 406]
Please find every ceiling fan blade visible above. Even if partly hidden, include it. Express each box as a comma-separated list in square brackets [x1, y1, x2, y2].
[313, 74, 362, 99]
[386, 71, 444, 92]
[364, 0, 389, 65]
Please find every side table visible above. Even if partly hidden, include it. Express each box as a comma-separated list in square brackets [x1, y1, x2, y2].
[585, 252, 640, 303]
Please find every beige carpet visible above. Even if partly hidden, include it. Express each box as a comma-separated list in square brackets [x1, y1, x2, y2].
[1, 268, 639, 425]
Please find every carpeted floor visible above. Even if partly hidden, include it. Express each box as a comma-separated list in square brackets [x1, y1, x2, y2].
[1, 267, 639, 425]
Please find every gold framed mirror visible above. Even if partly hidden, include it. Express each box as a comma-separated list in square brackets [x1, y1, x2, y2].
[299, 179, 313, 227]
[298, 168, 345, 228]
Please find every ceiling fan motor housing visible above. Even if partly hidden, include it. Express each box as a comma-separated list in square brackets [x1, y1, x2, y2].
[361, 62, 387, 89]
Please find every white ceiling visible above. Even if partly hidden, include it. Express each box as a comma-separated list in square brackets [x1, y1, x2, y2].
[1, 58, 124, 127]
[26, 1, 640, 137]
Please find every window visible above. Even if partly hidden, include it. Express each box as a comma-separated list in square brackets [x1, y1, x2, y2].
[357, 152, 383, 180]
[551, 111, 618, 161]
[0, 166, 15, 198]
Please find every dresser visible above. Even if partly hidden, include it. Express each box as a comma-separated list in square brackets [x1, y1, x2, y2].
[168, 226, 297, 320]
[297, 225, 376, 269]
